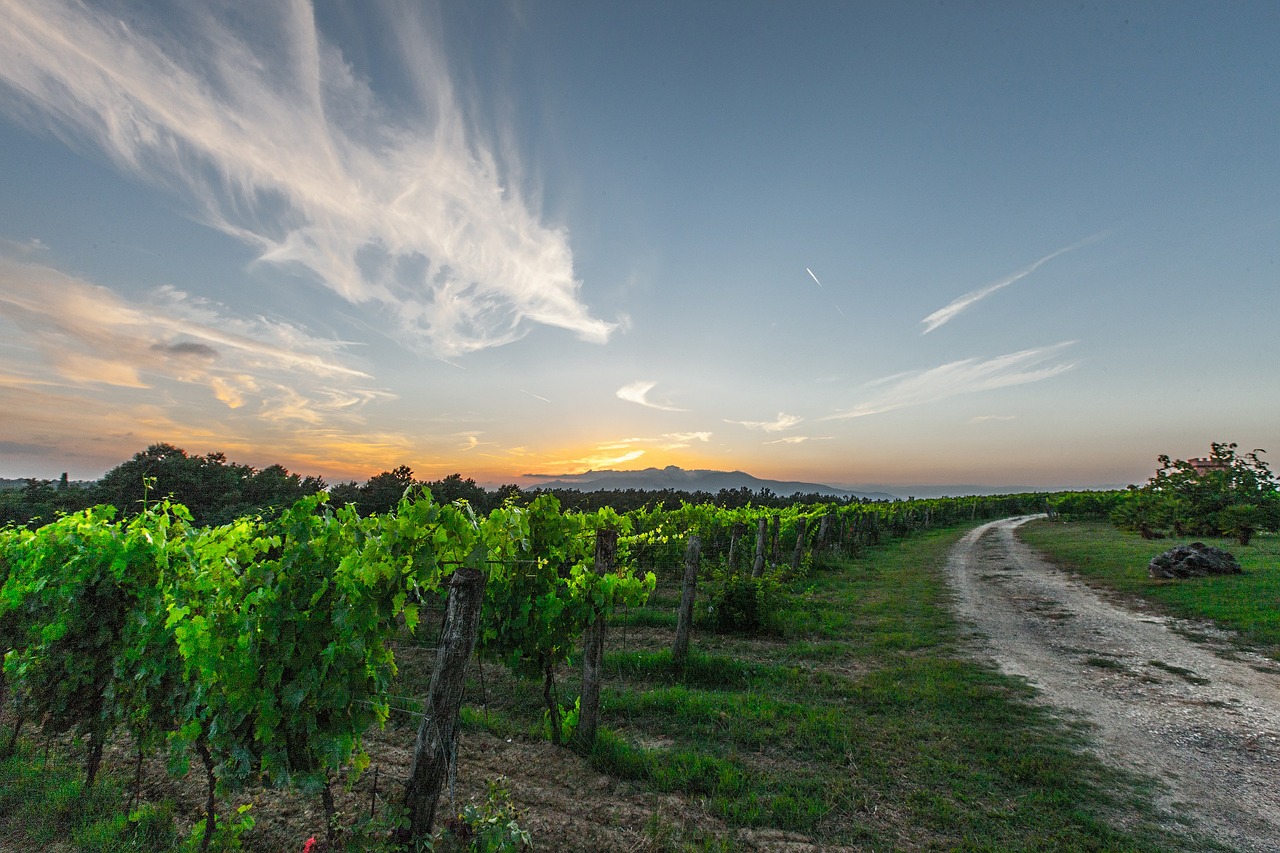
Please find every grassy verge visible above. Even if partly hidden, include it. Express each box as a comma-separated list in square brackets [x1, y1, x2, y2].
[469, 524, 1225, 851]
[1018, 519, 1280, 656]
[0, 737, 179, 852]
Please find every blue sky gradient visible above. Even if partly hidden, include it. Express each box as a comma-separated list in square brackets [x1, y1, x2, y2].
[1, 1, 1277, 491]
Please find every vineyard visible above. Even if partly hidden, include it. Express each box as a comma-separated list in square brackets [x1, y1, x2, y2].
[0, 488, 1065, 850]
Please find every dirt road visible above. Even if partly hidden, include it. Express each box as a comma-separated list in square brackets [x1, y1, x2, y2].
[946, 517, 1280, 852]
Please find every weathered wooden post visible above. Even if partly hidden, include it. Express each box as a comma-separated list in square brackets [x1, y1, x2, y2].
[727, 522, 746, 570]
[791, 517, 808, 571]
[576, 528, 617, 752]
[671, 535, 701, 667]
[770, 515, 781, 563]
[398, 563, 486, 845]
[751, 518, 768, 577]
[816, 514, 833, 553]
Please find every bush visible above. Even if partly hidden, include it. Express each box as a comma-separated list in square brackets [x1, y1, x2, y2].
[705, 562, 783, 634]
[1049, 491, 1122, 521]
[1113, 443, 1280, 544]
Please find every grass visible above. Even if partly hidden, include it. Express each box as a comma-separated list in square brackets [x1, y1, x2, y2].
[0, 738, 179, 852]
[1018, 519, 1280, 657]
[465, 523, 1227, 850]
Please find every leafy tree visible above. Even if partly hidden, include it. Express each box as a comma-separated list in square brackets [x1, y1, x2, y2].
[326, 480, 361, 509]
[424, 473, 490, 509]
[356, 465, 416, 516]
[1113, 442, 1279, 543]
[96, 444, 322, 525]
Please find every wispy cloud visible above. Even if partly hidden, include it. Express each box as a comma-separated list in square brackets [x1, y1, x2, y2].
[616, 381, 686, 412]
[764, 435, 832, 445]
[554, 449, 647, 472]
[664, 431, 712, 446]
[599, 432, 711, 451]
[969, 414, 1017, 423]
[0, 364, 416, 483]
[0, 257, 385, 422]
[920, 233, 1107, 334]
[0, 1, 614, 356]
[725, 412, 802, 432]
[457, 433, 501, 453]
[513, 430, 712, 476]
[824, 342, 1077, 420]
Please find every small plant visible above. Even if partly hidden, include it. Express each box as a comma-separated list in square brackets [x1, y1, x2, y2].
[324, 803, 427, 853]
[705, 561, 783, 634]
[542, 696, 580, 745]
[437, 776, 531, 852]
[181, 803, 254, 852]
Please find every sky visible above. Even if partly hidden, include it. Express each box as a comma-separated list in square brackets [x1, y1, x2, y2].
[1, 0, 1278, 494]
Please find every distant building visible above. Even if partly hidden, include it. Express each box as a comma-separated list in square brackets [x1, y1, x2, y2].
[1187, 457, 1229, 476]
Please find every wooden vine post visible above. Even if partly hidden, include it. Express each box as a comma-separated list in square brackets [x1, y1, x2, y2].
[671, 536, 702, 667]
[791, 516, 808, 571]
[727, 522, 746, 570]
[816, 514, 832, 554]
[397, 563, 487, 845]
[751, 517, 768, 578]
[576, 528, 618, 752]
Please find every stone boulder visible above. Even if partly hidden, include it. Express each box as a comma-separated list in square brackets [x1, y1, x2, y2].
[1148, 542, 1243, 579]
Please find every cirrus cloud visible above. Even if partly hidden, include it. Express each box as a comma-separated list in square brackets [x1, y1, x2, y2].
[825, 342, 1078, 420]
[0, 0, 614, 357]
[725, 412, 802, 433]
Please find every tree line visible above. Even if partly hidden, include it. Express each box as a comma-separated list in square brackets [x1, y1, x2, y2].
[2, 442, 885, 529]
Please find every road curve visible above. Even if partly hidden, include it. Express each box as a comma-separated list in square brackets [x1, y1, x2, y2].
[946, 516, 1280, 852]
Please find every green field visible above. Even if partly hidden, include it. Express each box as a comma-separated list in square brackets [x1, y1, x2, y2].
[1018, 519, 1280, 658]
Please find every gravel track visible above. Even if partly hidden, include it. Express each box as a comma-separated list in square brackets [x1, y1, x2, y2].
[946, 516, 1280, 852]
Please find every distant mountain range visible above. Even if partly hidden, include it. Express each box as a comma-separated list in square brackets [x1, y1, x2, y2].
[524, 466, 900, 501]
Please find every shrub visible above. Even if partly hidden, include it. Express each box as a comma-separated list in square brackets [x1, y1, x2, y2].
[705, 562, 783, 634]
[1112, 443, 1279, 544]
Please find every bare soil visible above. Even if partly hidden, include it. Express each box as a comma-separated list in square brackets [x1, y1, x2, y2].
[946, 516, 1280, 852]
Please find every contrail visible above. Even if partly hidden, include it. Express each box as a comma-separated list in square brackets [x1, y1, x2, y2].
[521, 389, 551, 403]
[921, 231, 1109, 334]
[804, 267, 846, 316]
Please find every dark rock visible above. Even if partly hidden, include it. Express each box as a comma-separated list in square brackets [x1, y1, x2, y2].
[1148, 542, 1243, 579]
